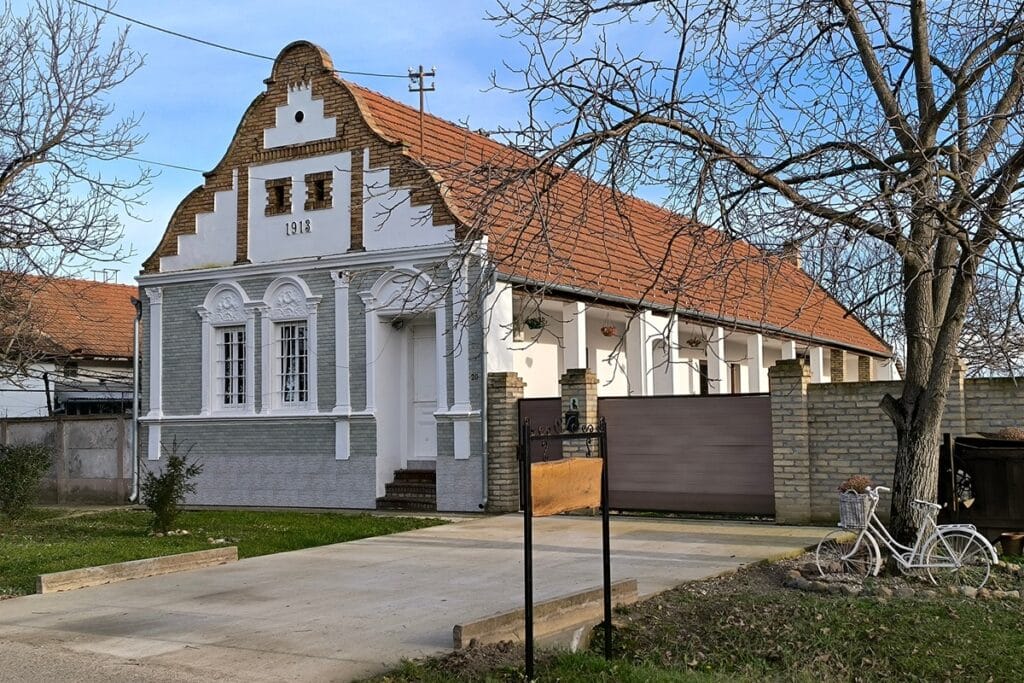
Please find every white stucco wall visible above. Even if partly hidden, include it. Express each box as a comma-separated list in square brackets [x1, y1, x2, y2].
[247, 151, 352, 263]
[362, 150, 455, 250]
[264, 82, 336, 149]
[512, 324, 562, 398]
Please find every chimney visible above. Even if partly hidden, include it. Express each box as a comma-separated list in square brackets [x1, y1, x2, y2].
[780, 240, 802, 269]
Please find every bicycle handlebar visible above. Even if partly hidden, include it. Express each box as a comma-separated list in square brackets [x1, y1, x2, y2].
[869, 486, 891, 493]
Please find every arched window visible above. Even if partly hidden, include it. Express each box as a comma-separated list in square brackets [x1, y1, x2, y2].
[261, 275, 321, 412]
[197, 282, 256, 414]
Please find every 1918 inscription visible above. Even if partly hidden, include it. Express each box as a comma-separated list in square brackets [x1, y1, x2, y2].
[285, 219, 311, 235]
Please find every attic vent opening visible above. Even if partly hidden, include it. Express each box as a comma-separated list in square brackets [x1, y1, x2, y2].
[265, 178, 291, 216]
[304, 171, 333, 211]
[294, 110, 304, 123]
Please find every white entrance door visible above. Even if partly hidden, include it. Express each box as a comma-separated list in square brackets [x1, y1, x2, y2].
[410, 322, 437, 459]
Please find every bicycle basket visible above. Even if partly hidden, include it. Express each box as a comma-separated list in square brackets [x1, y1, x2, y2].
[838, 491, 871, 528]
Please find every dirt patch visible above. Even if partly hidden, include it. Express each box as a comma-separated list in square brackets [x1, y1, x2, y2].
[373, 554, 1024, 682]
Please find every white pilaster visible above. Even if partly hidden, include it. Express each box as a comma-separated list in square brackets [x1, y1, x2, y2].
[434, 301, 449, 412]
[563, 301, 587, 370]
[809, 346, 831, 383]
[484, 280, 514, 373]
[363, 305, 377, 414]
[146, 287, 163, 418]
[781, 340, 797, 360]
[198, 310, 211, 415]
[147, 423, 161, 461]
[449, 259, 471, 412]
[259, 308, 272, 412]
[706, 326, 728, 394]
[453, 421, 470, 460]
[746, 333, 768, 393]
[331, 271, 352, 459]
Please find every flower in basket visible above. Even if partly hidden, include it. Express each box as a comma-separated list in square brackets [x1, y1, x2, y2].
[837, 475, 872, 494]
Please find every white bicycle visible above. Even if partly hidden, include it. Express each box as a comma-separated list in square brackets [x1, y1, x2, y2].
[815, 486, 999, 589]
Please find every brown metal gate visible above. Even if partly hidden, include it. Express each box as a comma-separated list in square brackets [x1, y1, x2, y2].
[598, 394, 774, 515]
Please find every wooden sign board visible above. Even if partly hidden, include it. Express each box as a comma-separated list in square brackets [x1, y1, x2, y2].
[530, 457, 603, 516]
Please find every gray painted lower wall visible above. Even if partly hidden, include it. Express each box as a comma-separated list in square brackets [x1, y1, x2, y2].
[142, 423, 377, 509]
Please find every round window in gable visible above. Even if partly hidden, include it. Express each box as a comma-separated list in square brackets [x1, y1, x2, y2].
[294, 110, 305, 123]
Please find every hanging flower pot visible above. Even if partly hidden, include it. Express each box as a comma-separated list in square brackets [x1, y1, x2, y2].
[525, 316, 546, 330]
[600, 325, 618, 337]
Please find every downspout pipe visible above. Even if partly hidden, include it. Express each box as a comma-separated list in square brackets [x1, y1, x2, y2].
[129, 296, 142, 503]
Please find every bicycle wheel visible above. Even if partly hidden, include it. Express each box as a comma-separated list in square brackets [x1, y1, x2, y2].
[924, 530, 993, 589]
[815, 529, 880, 578]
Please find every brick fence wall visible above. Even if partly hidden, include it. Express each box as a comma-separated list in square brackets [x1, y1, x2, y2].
[770, 359, 1024, 523]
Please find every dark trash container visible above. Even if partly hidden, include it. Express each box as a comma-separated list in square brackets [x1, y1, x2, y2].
[939, 434, 1024, 542]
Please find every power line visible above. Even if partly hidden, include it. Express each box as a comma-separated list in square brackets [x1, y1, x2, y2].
[72, 0, 409, 79]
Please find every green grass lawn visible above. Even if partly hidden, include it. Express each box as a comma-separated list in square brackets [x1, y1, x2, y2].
[0, 507, 445, 597]
[371, 559, 1024, 682]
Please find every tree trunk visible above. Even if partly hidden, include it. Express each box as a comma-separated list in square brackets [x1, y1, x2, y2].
[889, 406, 943, 543]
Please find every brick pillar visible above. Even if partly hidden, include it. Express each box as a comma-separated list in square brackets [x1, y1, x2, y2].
[830, 349, 845, 382]
[858, 355, 872, 381]
[559, 369, 599, 459]
[940, 360, 968, 435]
[486, 372, 525, 513]
[769, 359, 812, 523]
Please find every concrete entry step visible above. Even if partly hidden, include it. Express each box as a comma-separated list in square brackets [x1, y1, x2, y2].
[377, 467, 437, 511]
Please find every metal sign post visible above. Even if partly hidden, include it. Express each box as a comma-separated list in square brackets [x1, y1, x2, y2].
[520, 418, 611, 679]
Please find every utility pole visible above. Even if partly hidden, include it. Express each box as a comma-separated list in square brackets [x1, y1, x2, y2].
[408, 65, 436, 151]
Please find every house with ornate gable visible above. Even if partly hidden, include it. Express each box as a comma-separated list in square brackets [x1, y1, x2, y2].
[138, 41, 894, 512]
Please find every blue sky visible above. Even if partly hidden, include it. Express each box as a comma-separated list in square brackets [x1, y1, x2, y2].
[69, 0, 530, 281]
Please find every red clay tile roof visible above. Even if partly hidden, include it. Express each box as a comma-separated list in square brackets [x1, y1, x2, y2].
[4, 274, 137, 360]
[346, 82, 890, 356]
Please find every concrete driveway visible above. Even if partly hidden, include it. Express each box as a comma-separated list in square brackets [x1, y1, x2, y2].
[0, 514, 828, 682]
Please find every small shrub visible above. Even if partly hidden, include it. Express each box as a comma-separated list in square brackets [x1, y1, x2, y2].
[0, 443, 52, 523]
[837, 475, 872, 494]
[141, 439, 203, 533]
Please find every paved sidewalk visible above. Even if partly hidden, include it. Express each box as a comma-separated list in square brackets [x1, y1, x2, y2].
[0, 514, 828, 682]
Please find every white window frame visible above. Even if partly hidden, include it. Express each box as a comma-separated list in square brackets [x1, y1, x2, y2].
[197, 282, 256, 415]
[216, 325, 248, 408]
[274, 320, 310, 406]
[260, 275, 320, 414]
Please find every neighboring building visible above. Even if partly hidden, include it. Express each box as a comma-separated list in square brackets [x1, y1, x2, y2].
[0, 274, 137, 417]
[138, 41, 894, 511]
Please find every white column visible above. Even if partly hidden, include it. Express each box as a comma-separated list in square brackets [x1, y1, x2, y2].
[434, 302, 449, 412]
[746, 333, 768, 393]
[874, 357, 899, 380]
[781, 340, 797, 360]
[626, 311, 656, 395]
[484, 280, 514, 374]
[562, 301, 587, 370]
[686, 358, 701, 394]
[706, 326, 728, 394]
[331, 271, 351, 460]
[809, 346, 831, 383]
[146, 287, 163, 418]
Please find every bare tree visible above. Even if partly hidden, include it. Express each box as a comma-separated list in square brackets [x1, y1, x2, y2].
[484, 0, 1024, 541]
[0, 0, 147, 380]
